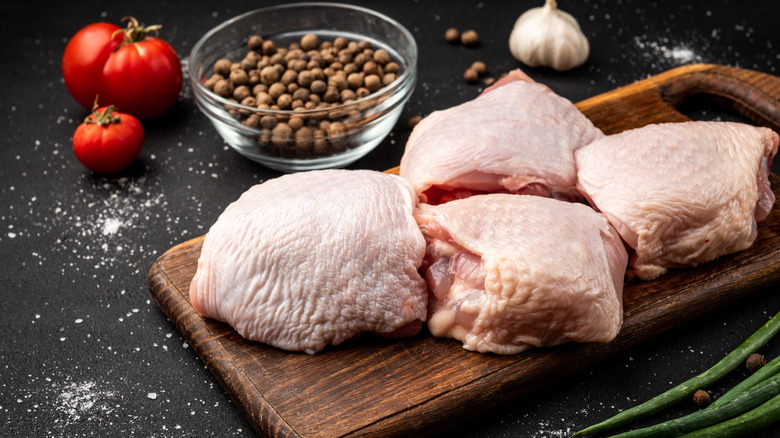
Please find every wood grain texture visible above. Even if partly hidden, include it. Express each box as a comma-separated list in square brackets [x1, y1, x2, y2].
[148, 64, 780, 438]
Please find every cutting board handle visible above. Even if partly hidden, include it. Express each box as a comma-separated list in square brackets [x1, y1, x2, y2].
[660, 64, 780, 131]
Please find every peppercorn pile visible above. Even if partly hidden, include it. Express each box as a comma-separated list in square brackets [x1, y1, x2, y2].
[201, 33, 403, 159]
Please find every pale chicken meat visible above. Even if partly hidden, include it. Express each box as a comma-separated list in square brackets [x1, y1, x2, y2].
[189, 169, 428, 354]
[399, 69, 604, 204]
[576, 121, 778, 281]
[415, 194, 628, 355]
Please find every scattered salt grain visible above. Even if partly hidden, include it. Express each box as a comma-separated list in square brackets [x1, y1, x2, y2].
[633, 35, 701, 67]
[147, 392, 158, 400]
[101, 218, 124, 235]
[56, 380, 116, 425]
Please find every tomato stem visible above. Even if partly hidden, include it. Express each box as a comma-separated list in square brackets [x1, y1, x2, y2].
[111, 16, 161, 48]
[85, 101, 121, 126]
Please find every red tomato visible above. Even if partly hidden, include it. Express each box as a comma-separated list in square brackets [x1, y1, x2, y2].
[62, 17, 182, 120]
[73, 105, 144, 174]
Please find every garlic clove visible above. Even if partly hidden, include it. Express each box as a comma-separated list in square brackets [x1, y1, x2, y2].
[508, 0, 590, 71]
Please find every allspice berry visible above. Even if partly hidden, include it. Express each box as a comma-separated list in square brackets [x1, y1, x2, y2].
[233, 85, 251, 101]
[288, 116, 304, 131]
[295, 127, 314, 152]
[692, 390, 711, 408]
[445, 27, 460, 43]
[277, 93, 293, 110]
[261, 40, 277, 55]
[310, 79, 327, 95]
[408, 115, 423, 129]
[244, 113, 261, 129]
[322, 86, 340, 103]
[213, 79, 233, 98]
[260, 66, 280, 85]
[229, 68, 249, 86]
[382, 73, 396, 86]
[373, 49, 391, 65]
[746, 353, 767, 373]
[268, 82, 287, 99]
[203, 73, 222, 91]
[364, 74, 381, 92]
[271, 122, 293, 146]
[248, 35, 264, 51]
[333, 36, 348, 50]
[347, 72, 364, 89]
[301, 33, 319, 51]
[260, 115, 277, 130]
[213, 59, 232, 76]
[461, 29, 479, 46]
[297, 70, 314, 88]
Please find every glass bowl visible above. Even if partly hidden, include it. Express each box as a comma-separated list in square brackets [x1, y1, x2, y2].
[189, 2, 417, 172]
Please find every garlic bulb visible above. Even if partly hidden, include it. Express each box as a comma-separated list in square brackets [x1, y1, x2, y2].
[508, 0, 589, 71]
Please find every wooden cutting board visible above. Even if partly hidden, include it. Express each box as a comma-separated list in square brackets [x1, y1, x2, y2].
[148, 64, 780, 438]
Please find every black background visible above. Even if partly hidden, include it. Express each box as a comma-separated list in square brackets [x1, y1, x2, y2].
[1, 1, 779, 437]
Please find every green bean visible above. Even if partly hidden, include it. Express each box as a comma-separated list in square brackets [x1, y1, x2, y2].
[606, 371, 780, 437]
[678, 392, 780, 437]
[708, 354, 780, 409]
[573, 309, 780, 436]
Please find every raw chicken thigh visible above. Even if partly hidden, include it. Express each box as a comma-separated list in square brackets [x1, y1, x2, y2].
[399, 69, 604, 204]
[415, 194, 628, 355]
[576, 121, 778, 281]
[189, 169, 429, 354]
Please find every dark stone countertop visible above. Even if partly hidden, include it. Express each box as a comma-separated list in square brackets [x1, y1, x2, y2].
[1, 1, 779, 436]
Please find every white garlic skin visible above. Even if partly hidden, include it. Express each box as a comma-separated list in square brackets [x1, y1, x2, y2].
[508, 0, 590, 71]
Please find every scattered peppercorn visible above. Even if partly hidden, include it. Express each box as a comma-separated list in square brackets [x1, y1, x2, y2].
[463, 61, 490, 85]
[746, 353, 767, 373]
[463, 68, 479, 83]
[445, 27, 460, 44]
[461, 29, 479, 46]
[692, 389, 711, 408]
[471, 61, 487, 76]
[202, 33, 405, 158]
[484, 77, 496, 87]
